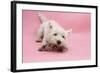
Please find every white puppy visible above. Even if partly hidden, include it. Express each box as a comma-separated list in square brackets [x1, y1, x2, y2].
[36, 13, 72, 52]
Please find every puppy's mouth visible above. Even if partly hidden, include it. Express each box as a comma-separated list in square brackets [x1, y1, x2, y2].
[49, 44, 59, 47]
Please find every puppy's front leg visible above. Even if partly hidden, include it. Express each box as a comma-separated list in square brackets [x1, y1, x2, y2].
[38, 36, 48, 51]
[42, 37, 47, 47]
[63, 43, 68, 52]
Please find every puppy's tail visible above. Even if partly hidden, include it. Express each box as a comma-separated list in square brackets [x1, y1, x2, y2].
[38, 13, 47, 23]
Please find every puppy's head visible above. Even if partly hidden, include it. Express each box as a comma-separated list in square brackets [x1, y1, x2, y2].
[48, 22, 72, 47]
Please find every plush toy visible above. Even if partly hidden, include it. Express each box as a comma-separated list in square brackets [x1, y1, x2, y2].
[38, 44, 68, 53]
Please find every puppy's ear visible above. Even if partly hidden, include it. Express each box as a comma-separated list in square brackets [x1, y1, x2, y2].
[67, 29, 72, 35]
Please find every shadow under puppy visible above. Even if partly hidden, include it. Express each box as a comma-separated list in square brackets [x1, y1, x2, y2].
[36, 13, 72, 52]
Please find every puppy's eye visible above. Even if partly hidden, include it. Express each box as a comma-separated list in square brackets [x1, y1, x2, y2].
[62, 35, 65, 38]
[53, 33, 57, 36]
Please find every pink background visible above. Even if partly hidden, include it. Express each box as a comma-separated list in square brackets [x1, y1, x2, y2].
[22, 10, 91, 63]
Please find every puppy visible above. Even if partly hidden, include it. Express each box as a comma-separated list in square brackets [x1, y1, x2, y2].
[36, 13, 72, 52]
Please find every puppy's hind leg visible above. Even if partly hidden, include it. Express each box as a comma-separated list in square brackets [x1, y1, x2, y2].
[38, 13, 47, 23]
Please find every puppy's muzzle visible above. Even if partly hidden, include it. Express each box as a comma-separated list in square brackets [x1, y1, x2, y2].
[57, 40, 61, 45]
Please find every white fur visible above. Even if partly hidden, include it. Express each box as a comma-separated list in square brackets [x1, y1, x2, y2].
[37, 13, 72, 48]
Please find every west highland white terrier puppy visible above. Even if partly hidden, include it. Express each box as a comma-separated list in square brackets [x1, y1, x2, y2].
[36, 13, 72, 52]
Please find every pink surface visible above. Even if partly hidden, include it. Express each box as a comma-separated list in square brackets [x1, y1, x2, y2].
[22, 10, 91, 63]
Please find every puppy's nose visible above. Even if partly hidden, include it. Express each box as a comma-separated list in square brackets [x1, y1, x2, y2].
[57, 40, 61, 45]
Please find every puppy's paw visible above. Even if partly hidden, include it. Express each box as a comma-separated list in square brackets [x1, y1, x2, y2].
[38, 45, 47, 51]
[62, 48, 68, 52]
